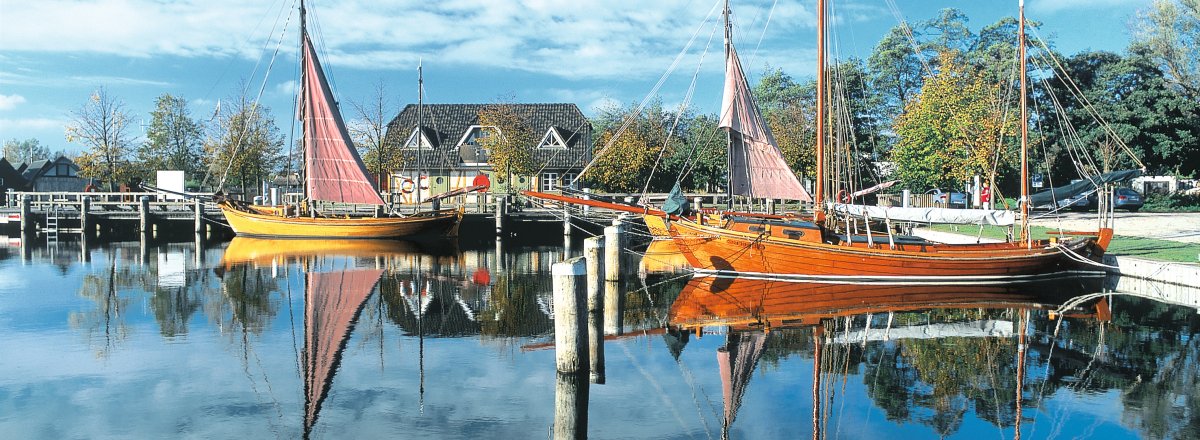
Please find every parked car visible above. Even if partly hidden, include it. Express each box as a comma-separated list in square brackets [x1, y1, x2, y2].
[1086, 187, 1144, 212]
[926, 189, 967, 208]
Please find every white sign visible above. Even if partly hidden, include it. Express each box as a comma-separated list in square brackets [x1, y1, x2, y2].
[156, 170, 185, 200]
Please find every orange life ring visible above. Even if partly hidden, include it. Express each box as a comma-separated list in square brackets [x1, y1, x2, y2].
[84, 183, 97, 192]
[837, 190, 850, 203]
[400, 178, 415, 194]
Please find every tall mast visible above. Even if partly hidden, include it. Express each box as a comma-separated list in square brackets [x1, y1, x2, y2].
[416, 61, 424, 208]
[1019, 0, 1029, 245]
[814, 0, 827, 219]
[723, 0, 734, 210]
[299, 0, 309, 204]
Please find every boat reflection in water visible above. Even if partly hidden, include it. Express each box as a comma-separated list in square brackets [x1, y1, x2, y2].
[218, 237, 486, 438]
[666, 274, 1107, 439]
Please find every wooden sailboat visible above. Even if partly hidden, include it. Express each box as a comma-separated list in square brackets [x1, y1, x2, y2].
[217, 1, 460, 239]
[661, 0, 1113, 282]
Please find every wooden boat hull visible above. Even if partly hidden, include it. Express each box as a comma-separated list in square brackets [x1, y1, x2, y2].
[218, 201, 461, 239]
[665, 219, 1109, 283]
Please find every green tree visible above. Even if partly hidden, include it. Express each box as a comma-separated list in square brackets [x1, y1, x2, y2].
[477, 102, 536, 193]
[204, 92, 284, 196]
[2, 138, 50, 163]
[139, 94, 203, 181]
[66, 87, 137, 190]
[586, 101, 677, 192]
[1133, 0, 1200, 102]
[892, 52, 1015, 191]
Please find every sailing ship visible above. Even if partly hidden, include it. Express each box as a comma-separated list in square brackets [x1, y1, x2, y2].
[216, 1, 461, 239]
[658, 0, 1119, 282]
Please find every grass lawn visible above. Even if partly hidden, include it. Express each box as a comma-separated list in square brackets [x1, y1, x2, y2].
[929, 224, 1200, 264]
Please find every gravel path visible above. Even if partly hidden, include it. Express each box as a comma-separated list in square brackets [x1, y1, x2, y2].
[1029, 211, 1200, 244]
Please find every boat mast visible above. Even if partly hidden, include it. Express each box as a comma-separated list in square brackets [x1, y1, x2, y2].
[1019, 0, 1030, 246]
[723, 0, 735, 210]
[416, 61, 424, 209]
[815, 0, 827, 221]
[299, 0, 310, 210]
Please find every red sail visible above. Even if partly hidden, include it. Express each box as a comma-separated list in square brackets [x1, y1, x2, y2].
[301, 35, 386, 205]
[719, 43, 813, 202]
[303, 268, 385, 434]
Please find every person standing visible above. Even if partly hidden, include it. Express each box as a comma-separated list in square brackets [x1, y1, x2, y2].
[980, 182, 992, 210]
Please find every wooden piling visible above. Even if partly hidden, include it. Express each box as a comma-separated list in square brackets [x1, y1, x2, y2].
[193, 198, 203, 233]
[603, 219, 624, 282]
[563, 204, 571, 236]
[603, 280, 623, 335]
[20, 195, 31, 232]
[553, 257, 588, 374]
[553, 371, 589, 440]
[139, 196, 150, 232]
[584, 236, 605, 384]
[80, 196, 91, 235]
[495, 196, 506, 235]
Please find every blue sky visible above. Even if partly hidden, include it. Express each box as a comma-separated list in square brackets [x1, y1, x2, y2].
[0, 0, 1150, 156]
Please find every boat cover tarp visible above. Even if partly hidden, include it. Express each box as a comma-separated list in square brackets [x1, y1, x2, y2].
[720, 40, 812, 202]
[1028, 169, 1141, 207]
[832, 203, 1016, 226]
[301, 33, 387, 206]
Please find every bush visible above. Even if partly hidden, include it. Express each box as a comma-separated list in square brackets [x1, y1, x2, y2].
[1143, 192, 1200, 212]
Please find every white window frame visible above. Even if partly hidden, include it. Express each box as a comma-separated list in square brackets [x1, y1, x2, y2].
[403, 127, 434, 150]
[541, 172, 560, 191]
[537, 127, 568, 149]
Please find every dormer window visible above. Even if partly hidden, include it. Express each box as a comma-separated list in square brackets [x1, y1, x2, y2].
[404, 127, 434, 150]
[458, 125, 499, 147]
[537, 127, 569, 149]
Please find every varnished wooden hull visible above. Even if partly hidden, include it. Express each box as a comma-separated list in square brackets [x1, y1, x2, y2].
[666, 219, 1109, 283]
[218, 201, 461, 239]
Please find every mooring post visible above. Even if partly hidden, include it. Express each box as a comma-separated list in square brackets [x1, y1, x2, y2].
[80, 196, 91, 236]
[767, 198, 776, 215]
[495, 196, 506, 235]
[139, 196, 150, 232]
[193, 198, 203, 233]
[553, 371, 589, 440]
[553, 257, 588, 374]
[604, 218, 624, 282]
[563, 204, 572, 236]
[584, 236, 605, 384]
[603, 280, 623, 335]
[582, 188, 591, 216]
[20, 195, 31, 232]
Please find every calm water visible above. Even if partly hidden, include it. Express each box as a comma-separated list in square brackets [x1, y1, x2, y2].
[1, 233, 1197, 439]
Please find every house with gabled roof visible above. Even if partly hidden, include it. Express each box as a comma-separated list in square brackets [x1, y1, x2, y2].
[20, 155, 86, 192]
[381, 103, 592, 202]
[0, 158, 28, 204]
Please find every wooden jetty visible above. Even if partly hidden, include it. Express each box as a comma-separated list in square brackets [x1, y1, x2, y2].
[0, 190, 663, 237]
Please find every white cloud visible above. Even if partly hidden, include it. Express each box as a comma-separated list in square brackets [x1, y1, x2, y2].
[0, 0, 817, 82]
[0, 94, 27, 111]
[0, 117, 63, 131]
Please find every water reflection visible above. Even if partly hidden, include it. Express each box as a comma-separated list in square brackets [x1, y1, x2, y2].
[1, 233, 1198, 439]
[661, 273, 1200, 439]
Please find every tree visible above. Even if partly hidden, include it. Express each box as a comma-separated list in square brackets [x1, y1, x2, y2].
[66, 87, 137, 189]
[477, 102, 536, 193]
[1133, 0, 1200, 102]
[204, 92, 284, 196]
[138, 94, 203, 181]
[586, 101, 677, 192]
[350, 80, 404, 189]
[892, 52, 1016, 192]
[2, 138, 49, 163]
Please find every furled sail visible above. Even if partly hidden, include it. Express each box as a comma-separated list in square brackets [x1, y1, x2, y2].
[719, 42, 812, 202]
[832, 203, 1016, 226]
[304, 268, 384, 436]
[301, 33, 387, 206]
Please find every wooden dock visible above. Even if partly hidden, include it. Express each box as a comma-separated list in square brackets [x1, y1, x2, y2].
[0, 190, 645, 237]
